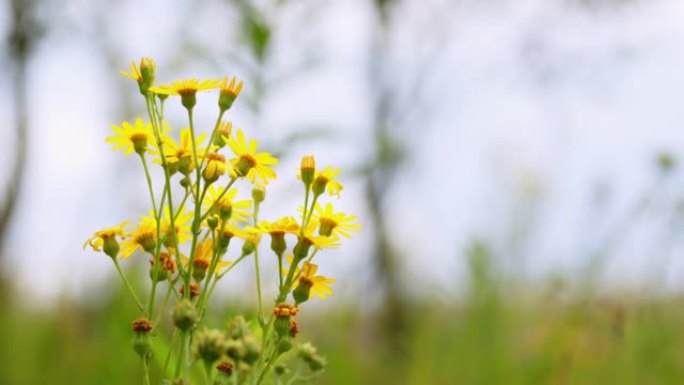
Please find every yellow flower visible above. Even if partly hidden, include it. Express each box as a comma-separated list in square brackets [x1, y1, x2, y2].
[159, 207, 193, 246]
[150, 78, 220, 96]
[154, 128, 206, 174]
[120, 217, 157, 258]
[218, 76, 244, 111]
[106, 118, 154, 156]
[150, 78, 220, 109]
[313, 203, 360, 238]
[286, 257, 335, 300]
[120, 57, 156, 94]
[227, 129, 278, 184]
[83, 221, 129, 252]
[312, 166, 343, 197]
[203, 185, 252, 223]
[202, 152, 228, 182]
[257, 216, 300, 236]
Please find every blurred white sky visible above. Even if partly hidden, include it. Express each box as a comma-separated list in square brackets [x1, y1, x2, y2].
[4, 0, 684, 302]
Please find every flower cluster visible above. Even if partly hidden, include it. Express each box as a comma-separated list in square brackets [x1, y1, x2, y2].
[84, 57, 360, 385]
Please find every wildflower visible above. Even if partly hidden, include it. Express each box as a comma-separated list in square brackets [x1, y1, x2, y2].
[149, 251, 176, 282]
[252, 184, 266, 204]
[216, 222, 242, 250]
[257, 217, 299, 256]
[216, 361, 234, 377]
[300, 155, 316, 186]
[273, 303, 298, 337]
[227, 129, 278, 184]
[292, 232, 339, 260]
[120, 217, 157, 258]
[311, 166, 343, 197]
[179, 282, 201, 299]
[240, 227, 263, 255]
[158, 128, 206, 175]
[203, 185, 252, 223]
[213, 121, 233, 148]
[173, 299, 199, 331]
[150, 78, 220, 109]
[158, 207, 193, 248]
[313, 203, 361, 238]
[292, 261, 335, 303]
[83, 221, 128, 259]
[202, 152, 228, 183]
[218, 76, 244, 112]
[131, 318, 154, 358]
[194, 328, 228, 365]
[106, 118, 154, 156]
[120, 57, 156, 95]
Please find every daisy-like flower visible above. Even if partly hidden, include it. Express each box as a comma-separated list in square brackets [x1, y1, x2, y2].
[202, 152, 228, 183]
[258, 216, 300, 255]
[227, 129, 278, 184]
[150, 78, 220, 109]
[203, 185, 252, 223]
[83, 221, 129, 258]
[106, 118, 155, 156]
[292, 229, 340, 260]
[120, 57, 156, 94]
[313, 203, 360, 239]
[120, 217, 157, 258]
[218, 76, 244, 112]
[156, 128, 206, 175]
[258, 216, 300, 236]
[159, 207, 193, 247]
[311, 166, 343, 197]
[285, 256, 335, 301]
[181, 239, 230, 281]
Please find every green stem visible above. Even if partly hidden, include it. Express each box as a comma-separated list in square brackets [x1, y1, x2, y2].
[153, 282, 174, 326]
[112, 259, 145, 313]
[175, 331, 189, 379]
[143, 356, 152, 385]
[200, 178, 237, 222]
[253, 202, 265, 328]
[163, 329, 179, 377]
[145, 95, 184, 278]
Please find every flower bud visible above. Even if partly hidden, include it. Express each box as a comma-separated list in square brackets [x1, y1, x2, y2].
[241, 240, 256, 256]
[293, 277, 313, 305]
[273, 304, 298, 338]
[179, 175, 191, 188]
[173, 299, 199, 331]
[312, 175, 328, 197]
[103, 235, 120, 259]
[131, 318, 154, 358]
[251, 184, 266, 204]
[216, 360, 234, 377]
[300, 155, 315, 186]
[192, 258, 210, 282]
[181, 92, 197, 110]
[178, 156, 194, 175]
[227, 316, 250, 339]
[292, 237, 313, 260]
[270, 232, 286, 256]
[225, 339, 246, 361]
[207, 216, 219, 230]
[243, 335, 261, 364]
[132, 133, 149, 155]
[179, 283, 200, 299]
[194, 328, 227, 365]
[213, 121, 233, 148]
[203, 153, 227, 183]
[139, 57, 156, 91]
[318, 218, 336, 237]
[218, 76, 243, 112]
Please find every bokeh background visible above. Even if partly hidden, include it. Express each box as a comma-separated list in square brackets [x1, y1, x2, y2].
[3, 0, 684, 383]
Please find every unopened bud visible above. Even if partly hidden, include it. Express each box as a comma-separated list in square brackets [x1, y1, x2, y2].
[293, 277, 313, 305]
[173, 299, 199, 331]
[207, 216, 219, 229]
[103, 235, 120, 259]
[300, 155, 315, 186]
[252, 185, 266, 204]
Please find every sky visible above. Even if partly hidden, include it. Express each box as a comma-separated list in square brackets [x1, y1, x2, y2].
[3, 0, 684, 302]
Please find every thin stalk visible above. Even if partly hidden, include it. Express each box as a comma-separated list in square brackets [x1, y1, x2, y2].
[163, 330, 179, 377]
[112, 259, 145, 313]
[200, 177, 237, 222]
[143, 357, 152, 385]
[153, 283, 174, 326]
[253, 202, 265, 327]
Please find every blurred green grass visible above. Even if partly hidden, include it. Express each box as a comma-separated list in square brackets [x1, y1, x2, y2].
[2, 246, 684, 385]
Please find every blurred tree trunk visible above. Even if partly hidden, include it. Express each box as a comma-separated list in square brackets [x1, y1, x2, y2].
[0, 0, 42, 259]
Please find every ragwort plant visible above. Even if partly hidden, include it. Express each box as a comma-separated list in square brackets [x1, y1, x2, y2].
[83, 57, 360, 385]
